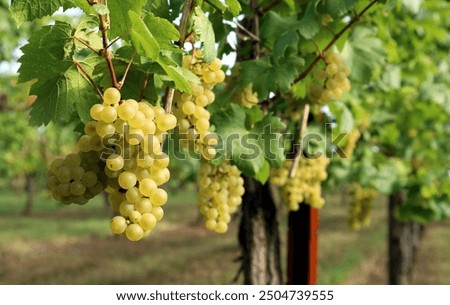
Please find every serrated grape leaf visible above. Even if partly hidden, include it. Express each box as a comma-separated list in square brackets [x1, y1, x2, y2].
[128, 11, 160, 60]
[206, 0, 228, 11]
[192, 7, 216, 63]
[212, 104, 286, 177]
[10, 0, 66, 26]
[260, 11, 299, 49]
[29, 62, 97, 125]
[254, 161, 271, 184]
[18, 23, 74, 84]
[225, 0, 241, 16]
[238, 56, 304, 100]
[253, 114, 286, 168]
[143, 14, 179, 50]
[92, 3, 109, 15]
[342, 27, 386, 83]
[66, 0, 93, 14]
[157, 59, 193, 93]
[212, 104, 266, 176]
[298, 1, 320, 39]
[328, 101, 354, 134]
[74, 16, 102, 52]
[18, 22, 98, 125]
[73, 55, 102, 123]
[273, 30, 299, 60]
[326, 0, 359, 19]
[108, 0, 145, 38]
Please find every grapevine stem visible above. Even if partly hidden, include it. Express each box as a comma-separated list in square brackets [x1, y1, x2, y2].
[164, 86, 175, 114]
[233, 18, 260, 42]
[106, 31, 130, 50]
[309, 39, 324, 57]
[95, 0, 120, 89]
[74, 61, 103, 98]
[139, 73, 150, 102]
[289, 103, 310, 178]
[72, 36, 101, 55]
[293, 0, 379, 84]
[117, 51, 137, 89]
[178, 0, 196, 47]
[251, 0, 261, 59]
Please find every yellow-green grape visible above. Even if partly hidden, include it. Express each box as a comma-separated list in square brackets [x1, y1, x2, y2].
[308, 53, 351, 105]
[110, 216, 127, 234]
[271, 156, 329, 211]
[125, 223, 144, 241]
[103, 87, 121, 106]
[235, 84, 259, 108]
[197, 161, 244, 233]
[118, 171, 137, 189]
[106, 154, 124, 171]
[348, 184, 378, 230]
[140, 213, 157, 230]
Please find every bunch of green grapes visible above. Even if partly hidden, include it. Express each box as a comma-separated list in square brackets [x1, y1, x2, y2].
[47, 151, 107, 205]
[271, 156, 329, 210]
[173, 49, 224, 160]
[348, 183, 378, 230]
[197, 161, 245, 233]
[342, 129, 361, 158]
[48, 87, 176, 241]
[308, 53, 351, 104]
[234, 83, 259, 108]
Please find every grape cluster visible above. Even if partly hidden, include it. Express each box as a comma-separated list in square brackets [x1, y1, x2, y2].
[197, 161, 245, 233]
[342, 129, 361, 159]
[348, 183, 378, 230]
[308, 53, 350, 104]
[48, 87, 176, 241]
[47, 151, 107, 205]
[235, 84, 259, 108]
[271, 156, 329, 210]
[173, 50, 224, 160]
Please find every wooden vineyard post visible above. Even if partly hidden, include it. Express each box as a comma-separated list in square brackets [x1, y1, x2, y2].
[287, 204, 319, 284]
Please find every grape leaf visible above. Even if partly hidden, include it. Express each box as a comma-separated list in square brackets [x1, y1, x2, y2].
[108, 0, 145, 38]
[143, 14, 180, 50]
[192, 7, 217, 63]
[92, 3, 109, 15]
[252, 114, 286, 168]
[326, 0, 359, 18]
[128, 11, 160, 60]
[18, 22, 98, 125]
[298, 1, 320, 39]
[10, 0, 65, 26]
[342, 27, 386, 83]
[74, 16, 102, 52]
[18, 23, 74, 84]
[212, 104, 286, 177]
[225, 0, 241, 16]
[254, 161, 271, 184]
[157, 59, 194, 93]
[206, 0, 228, 11]
[238, 56, 304, 100]
[260, 11, 299, 49]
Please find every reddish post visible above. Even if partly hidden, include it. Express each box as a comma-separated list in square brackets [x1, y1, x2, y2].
[287, 204, 319, 284]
